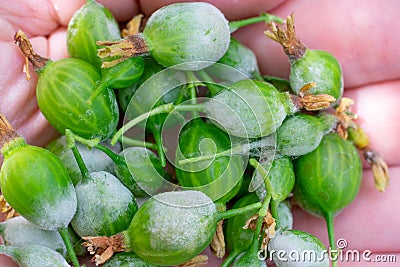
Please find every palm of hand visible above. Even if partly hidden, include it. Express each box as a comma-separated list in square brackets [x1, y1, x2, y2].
[0, 0, 399, 266]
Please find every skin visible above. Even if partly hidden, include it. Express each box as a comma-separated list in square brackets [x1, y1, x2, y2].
[0, 0, 399, 266]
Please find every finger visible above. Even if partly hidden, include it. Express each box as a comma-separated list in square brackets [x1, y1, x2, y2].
[47, 27, 68, 60]
[47, 0, 86, 26]
[234, 0, 400, 89]
[138, 0, 285, 20]
[0, 0, 60, 36]
[97, 0, 140, 22]
[293, 166, 400, 253]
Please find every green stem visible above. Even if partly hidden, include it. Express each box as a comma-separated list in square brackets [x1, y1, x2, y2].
[220, 249, 242, 267]
[71, 146, 91, 183]
[217, 202, 261, 221]
[270, 199, 280, 230]
[196, 70, 224, 96]
[325, 212, 338, 267]
[118, 136, 158, 150]
[249, 158, 278, 201]
[248, 194, 271, 255]
[149, 124, 167, 167]
[178, 141, 251, 165]
[178, 138, 272, 165]
[185, 71, 200, 118]
[111, 103, 205, 145]
[65, 129, 100, 148]
[178, 147, 231, 165]
[94, 144, 124, 165]
[229, 13, 283, 33]
[58, 227, 81, 267]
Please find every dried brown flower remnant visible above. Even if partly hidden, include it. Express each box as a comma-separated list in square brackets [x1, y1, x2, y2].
[290, 82, 336, 111]
[82, 233, 125, 266]
[0, 114, 18, 148]
[210, 220, 225, 258]
[364, 149, 389, 192]
[243, 211, 276, 250]
[178, 255, 209, 267]
[335, 97, 358, 139]
[97, 34, 149, 68]
[14, 30, 49, 78]
[0, 195, 19, 220]
[243, 214, 258, 231]
[261, 212, 276, 251]
[265, 13, 306, 62]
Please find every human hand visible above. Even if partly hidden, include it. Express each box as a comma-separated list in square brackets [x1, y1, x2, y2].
[1, 0, 399, 266]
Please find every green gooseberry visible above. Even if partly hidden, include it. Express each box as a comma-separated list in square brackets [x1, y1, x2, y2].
[175, 118, 245, 203]
[276, 113, 324, 157]
[275, 201, 293, 232]
[114, 147, 165, 197]
[68, 0, 145, 103]
[0, 217, 86, 261]
[71, 171, 138, 237]
[0, 136, 76, 232]
[0, 216, 67, 258]
[252, 156, 295, 203]
[124, 190, 218, 266]
[266, 14, 343, 101]
[82, 190, 262, 266]
[293, 133, 362, 218]
[205, 79, 296, 138]
[293, 133, 362, 260]
[67, 0, 121, 69]
[15, 32, 119, 141]
[0, 245, 71, 267]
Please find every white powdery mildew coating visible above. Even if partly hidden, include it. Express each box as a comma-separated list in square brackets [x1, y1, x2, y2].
[144, 2, 230, 70]
[71, 171, 135, 237]
[277, 114, 323, 157]
[1, 216, 67, 257]
[10, 245, 70, 267]
[148, 191, 216, 251]
[268, 230, 329, 267]
[32, 184, 77, 231]
[206, 87, 280, 138]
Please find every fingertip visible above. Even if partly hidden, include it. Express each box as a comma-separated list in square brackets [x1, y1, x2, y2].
[49, 0, 86, 26]
[98, 0, 140, 22]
